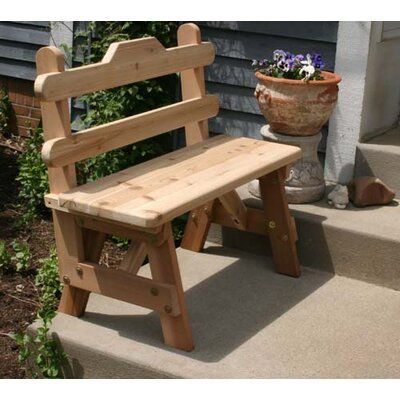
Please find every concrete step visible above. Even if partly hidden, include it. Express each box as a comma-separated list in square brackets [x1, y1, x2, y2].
[221, 185, 400, 291]
[33, 244, 400, 378]
[355, 126, 400, 197]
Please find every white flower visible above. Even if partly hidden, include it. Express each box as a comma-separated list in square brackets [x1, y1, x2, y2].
[299, 54, 315, 81]
[299, 64, 315, 81]
[301, 54, 313, 66]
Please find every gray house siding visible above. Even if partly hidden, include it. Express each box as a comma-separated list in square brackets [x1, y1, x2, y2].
[0, 21, 338, 140]
[0, 21, 50, 80]
[71, 21, 338, 141]
[70, 21, 89, 130]
[198, 22, 339, 148]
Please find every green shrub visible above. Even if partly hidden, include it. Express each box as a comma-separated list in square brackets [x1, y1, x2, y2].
[0, 241, 12, 274]
[12, 249, 66, 378]
[12, 324, 66, 379]
[77, 141, 164, 183]
[35, 248, 62, 322]
[1, 240, 32, 275]
[11, 240, 31, 272]
[110, 235, 130, 249]
[16, 128, 49, 224]
[0, 87, 12, 134]
[172, 214, 188, 244]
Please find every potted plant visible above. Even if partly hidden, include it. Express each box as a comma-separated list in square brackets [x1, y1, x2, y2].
[249, 50, 341, 203]
[253, 50, 341, 136]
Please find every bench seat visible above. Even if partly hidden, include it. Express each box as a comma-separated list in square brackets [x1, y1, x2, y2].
[45, 134, 301, 228]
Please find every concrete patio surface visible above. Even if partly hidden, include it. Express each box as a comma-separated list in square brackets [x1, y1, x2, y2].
[39, 243, 400, 378]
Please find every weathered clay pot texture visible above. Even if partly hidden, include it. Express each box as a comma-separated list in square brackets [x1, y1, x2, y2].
[254, 71, 341, 136]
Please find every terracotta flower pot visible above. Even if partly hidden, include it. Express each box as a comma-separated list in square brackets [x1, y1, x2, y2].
[254, 70, 341, 136]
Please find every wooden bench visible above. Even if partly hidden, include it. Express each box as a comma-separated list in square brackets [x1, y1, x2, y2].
[35, 23, 301, 352]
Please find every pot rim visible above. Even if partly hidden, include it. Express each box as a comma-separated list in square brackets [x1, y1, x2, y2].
[255, 70, 341, 86]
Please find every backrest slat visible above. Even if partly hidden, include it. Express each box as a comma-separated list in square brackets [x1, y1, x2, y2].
[36, 46, 77, 194]
[36, 24, 219, 187]
[35, 38, 215, 102]
[42, 95, 219, 168]
[178, 23, 209, 146]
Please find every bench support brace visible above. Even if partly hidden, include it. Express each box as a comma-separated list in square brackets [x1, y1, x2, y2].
[181, 168, 300, 278]
[53, 210, 193, 351]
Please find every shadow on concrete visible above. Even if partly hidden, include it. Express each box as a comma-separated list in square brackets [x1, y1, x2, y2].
[288, 210, 335, 274]
[84, 245, 333, 363]
[230, 189, 336, 274]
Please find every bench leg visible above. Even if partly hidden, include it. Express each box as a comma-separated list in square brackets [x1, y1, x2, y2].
[58, 285, 90, 317]
[54, 211, 105, 316]
[181, 200, 215, 252]
[258, 168, 301, 278]
[147, 223, 194, 351]
[119, 241, 147, 274]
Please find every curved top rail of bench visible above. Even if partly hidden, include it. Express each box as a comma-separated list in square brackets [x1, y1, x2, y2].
[34, 36, 215, 102]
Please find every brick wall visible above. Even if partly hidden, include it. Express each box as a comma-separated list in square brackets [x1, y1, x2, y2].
[0, 76, 41, 136]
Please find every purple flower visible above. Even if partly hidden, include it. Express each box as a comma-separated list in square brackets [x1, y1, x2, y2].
[284, 58, 295, 72]
[309, 53, 325, 70]
[253, 49, 324, 80]
[285, 51, 295, 61]
[277, 57, 294, 72]
[252, 58, 271, 68]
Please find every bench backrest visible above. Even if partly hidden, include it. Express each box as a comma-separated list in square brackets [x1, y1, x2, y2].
[35, 23, 218, 194]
